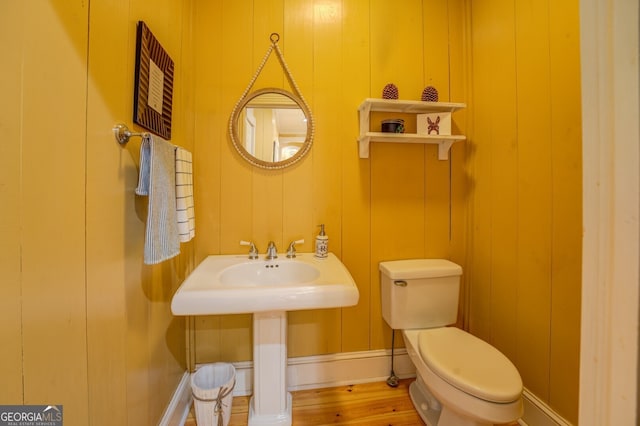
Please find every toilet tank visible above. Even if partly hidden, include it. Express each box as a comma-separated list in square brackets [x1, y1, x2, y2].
[380, 259, 462, 330]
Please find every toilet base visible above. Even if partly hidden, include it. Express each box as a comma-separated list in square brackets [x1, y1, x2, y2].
[409, 376, 495, 426]
[409, 377, 441, 426]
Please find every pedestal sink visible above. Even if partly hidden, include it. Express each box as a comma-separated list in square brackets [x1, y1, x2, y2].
[171, 253, 359, 426]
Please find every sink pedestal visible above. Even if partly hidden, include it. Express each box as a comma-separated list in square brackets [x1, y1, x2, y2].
[249, 311, 291, 426]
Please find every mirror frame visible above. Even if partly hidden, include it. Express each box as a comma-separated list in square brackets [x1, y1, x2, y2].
[229, 88, 314, 169]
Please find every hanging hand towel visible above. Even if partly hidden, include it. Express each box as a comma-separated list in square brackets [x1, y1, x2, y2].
[175, 147, 195, 243]
[135, 134, 180, 264]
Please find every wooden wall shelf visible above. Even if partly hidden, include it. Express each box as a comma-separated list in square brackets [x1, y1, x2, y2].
[358, 98, 466, 160]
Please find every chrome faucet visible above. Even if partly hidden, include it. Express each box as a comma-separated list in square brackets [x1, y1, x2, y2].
[286, 239, 305, 258]
[240, 240, 259, 259]
[265, 241, 278, 260]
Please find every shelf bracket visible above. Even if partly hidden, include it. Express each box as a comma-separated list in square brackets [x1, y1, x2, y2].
[358, 137, 371, 158]
[438, 140, 455, 160]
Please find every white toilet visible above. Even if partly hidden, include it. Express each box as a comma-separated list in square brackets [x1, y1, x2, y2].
[380, 259, 523, 426]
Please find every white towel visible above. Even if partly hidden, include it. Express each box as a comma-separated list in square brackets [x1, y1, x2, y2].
[175, 147, 195, 243]
[135, 134, 180, 265]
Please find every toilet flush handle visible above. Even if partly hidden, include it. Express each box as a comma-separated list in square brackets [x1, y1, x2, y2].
[394, 280, 408, 287]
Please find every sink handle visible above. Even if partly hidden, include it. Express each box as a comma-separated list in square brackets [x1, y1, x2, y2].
[286, 239, 305, 258]
[240, 240, 259, 259]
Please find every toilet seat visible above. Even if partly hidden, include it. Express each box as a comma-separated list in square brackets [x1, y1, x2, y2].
[418, 327, 522, 403]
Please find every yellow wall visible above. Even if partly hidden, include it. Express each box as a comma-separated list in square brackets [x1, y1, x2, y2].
[466, 0, 582, 423]
[193, 0, 580, 423]
[0, 0, 581, 424]
[192, 0, 468, 362]
[0, 1, 193, 425]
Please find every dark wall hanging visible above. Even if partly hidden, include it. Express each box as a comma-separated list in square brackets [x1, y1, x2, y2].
[133, 21, 174, 140]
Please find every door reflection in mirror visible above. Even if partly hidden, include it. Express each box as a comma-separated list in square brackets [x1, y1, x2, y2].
[239, 102, 306, 162]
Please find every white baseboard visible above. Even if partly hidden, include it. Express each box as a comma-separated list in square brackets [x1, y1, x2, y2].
[519, 388, 572, 426]
[228, 348, 416, 396]
[162, 349, 571, 426]
[158, 372, 192, 426]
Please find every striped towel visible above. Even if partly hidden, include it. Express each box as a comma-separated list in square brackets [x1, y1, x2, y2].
[135, 135, 180, 265]
[175, 147, 195, 243]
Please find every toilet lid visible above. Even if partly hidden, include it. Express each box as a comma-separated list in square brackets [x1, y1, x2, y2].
[418, 327, 522, 403]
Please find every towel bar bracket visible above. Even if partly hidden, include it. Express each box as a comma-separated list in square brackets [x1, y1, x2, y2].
[113, 123, 149, 145]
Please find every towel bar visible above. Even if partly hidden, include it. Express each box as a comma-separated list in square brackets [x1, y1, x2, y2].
[113, 123, 150, 145]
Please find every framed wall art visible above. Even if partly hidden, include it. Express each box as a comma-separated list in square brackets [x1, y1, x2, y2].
[133, 21, 174, 139]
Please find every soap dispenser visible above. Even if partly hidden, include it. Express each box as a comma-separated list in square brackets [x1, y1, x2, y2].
[315, 224, 328, 259]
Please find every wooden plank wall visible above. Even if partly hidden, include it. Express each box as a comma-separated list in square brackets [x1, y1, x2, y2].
[0, 0, 582, 424]
[1, 1, 195, 425]
[467, 0, 582, 423]
[193, 0, 581, 424]
[192, 0, 467, 368]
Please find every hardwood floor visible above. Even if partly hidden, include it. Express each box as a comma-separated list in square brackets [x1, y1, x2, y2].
[185, 378, 426, 425]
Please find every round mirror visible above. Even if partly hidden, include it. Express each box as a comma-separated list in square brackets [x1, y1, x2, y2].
[229, 88, 314, 169]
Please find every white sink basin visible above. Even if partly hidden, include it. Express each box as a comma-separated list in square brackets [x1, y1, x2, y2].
[219, 260, 320, 286]
[171, 253, 359, 315]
